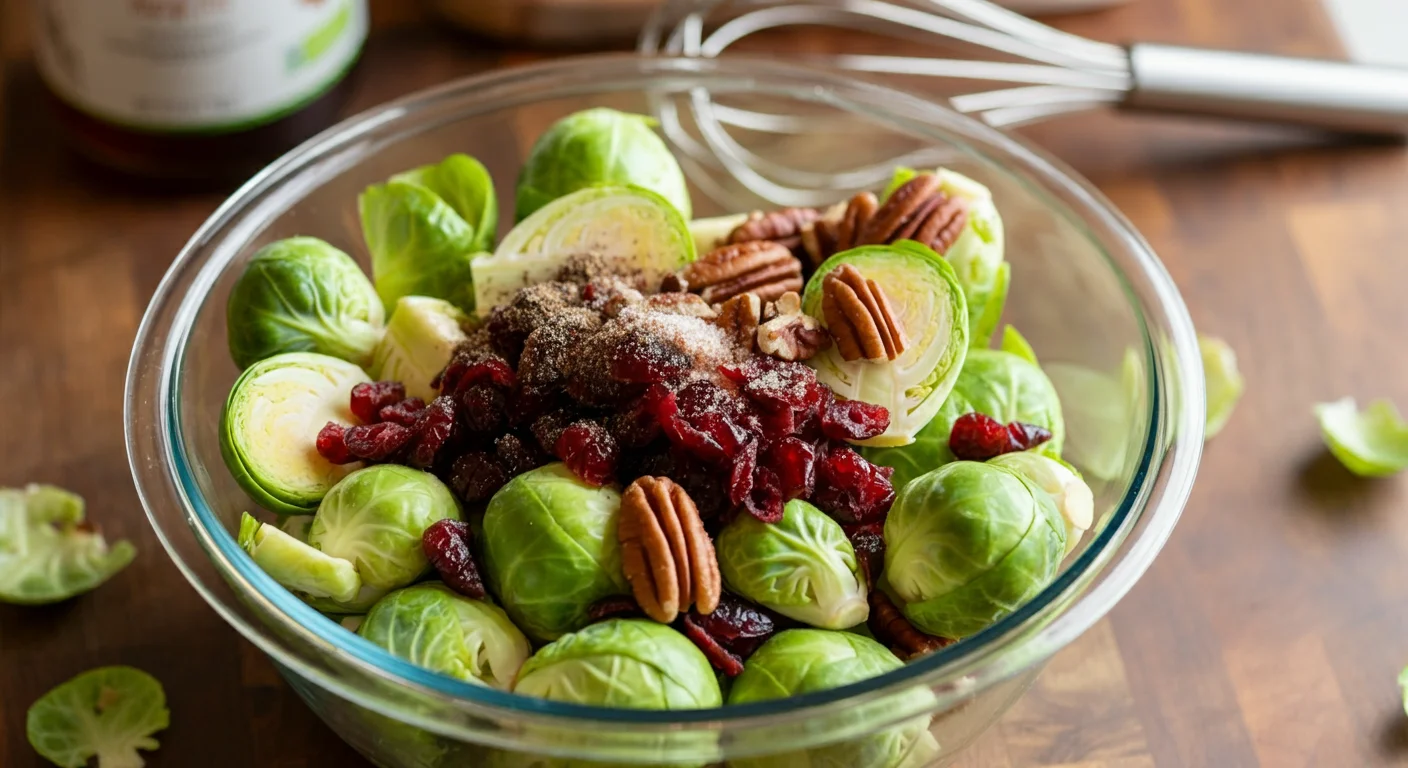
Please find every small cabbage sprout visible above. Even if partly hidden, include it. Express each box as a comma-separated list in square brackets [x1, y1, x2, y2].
[717, 499, 868, 630]
[516, 108, 691, 221]
[219, 352, 369, 515]
[1314, 397, 1408, 477]
[369, 295, 470, 401]
[359, 583, 530, 688]
[226, 237, 385, 369]
[513, 619, 721, 708]
[988, 453, 1093, 555]
[1199, 334, 1243, 439]
[1044, 348, 1144, 482]
[1000, 325, 1039, 365]
[0, 485, 135, 605]
[26, 666, 169, 768]
[238, 512, 361, 603]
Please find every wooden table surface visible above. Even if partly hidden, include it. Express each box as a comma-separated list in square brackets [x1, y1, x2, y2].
[2, 1, 1406, 766]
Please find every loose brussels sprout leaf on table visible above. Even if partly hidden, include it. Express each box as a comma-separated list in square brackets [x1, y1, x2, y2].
[226, 237, 385, 370]
[219, 352, 370, 516]
[988, 453, 1093, 555]
[309, 464, 463, 590]
[1314, 397, 1408, 477]
[717, 499, 869, 630]
[884, 461, 1066, 638]
[514, 619, 721, 708]
[473, 185, 696, 314]
[359, 583, 530, 688]
[802, 241, 970, 447]
[0, 484, 135, 605]
[1199, 334, 1243, 439]
[238, 511, 361, 603]
[516, 108, 692, 222]
[481, 463, 630, 641]
[27, 666, 168, 768]
[370, 295, 470, 401]
[728, 630, 938, 768]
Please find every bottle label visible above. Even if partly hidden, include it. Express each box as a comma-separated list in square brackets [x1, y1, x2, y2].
[32, 0, 368, 133]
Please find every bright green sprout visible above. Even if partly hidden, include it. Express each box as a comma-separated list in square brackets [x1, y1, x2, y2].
[238, 512, 361, 603]
[1000, 325, 1039, 365]
[0, 485, 135, 605]
[369, 295, 470, 401]
[359, 583, 530, 688]
[27, 666, 169, 768]
[1315, 397, 1408, 477]
[1200, 334, 1243, 439]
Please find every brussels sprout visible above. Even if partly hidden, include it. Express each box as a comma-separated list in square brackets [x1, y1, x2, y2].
[1400, 666, 1408, 715]
[480, 464, 630, 641]
[309, 465, 462, 590]
[0, 485, 135, 605]
[1200, 334, 1243, 439]
[473, 185, 695, 315]
[27, 666, 168, 768]
[238, 512, 361, 603]
[514, 619, 721, 708]
[1045, 349, 1143, 482]
[987, 453, 1093, 555]
[802, 241, 969, 447]
[688, 212, 749, 255]
[369, 296, 470, 401]
[305, 584, 392, 616]
[727, 630, 938, 768]
[516, 108, 691, 222]
[359, 583, 530, 688]
[864, 348, 1064, 491]
[1000, 325, 1038, 365]
[226, 237, 385, 369]
[884, 461, 1065, 638]
[219, 352, 369, 516]
[279, 514, 315, 541]
[717, 499, 868, 630]
[1315, 397, 1408, 477]
[359, 154, 497, 315]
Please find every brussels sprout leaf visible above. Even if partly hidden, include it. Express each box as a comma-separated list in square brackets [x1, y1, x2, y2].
[1400, 666, 1408, 716]
[1000, 325, 1039, 365]
[392, 154, 498, 253]
[238, 512, 362, 603]
[0, 485, 135, 605]
[1315, 397, 1408, 477]
[27, 666, 169, 768]
[1200, 334, 1243, 439]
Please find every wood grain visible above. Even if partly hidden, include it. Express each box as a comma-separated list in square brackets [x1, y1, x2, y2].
[2, 1, 1406, 766]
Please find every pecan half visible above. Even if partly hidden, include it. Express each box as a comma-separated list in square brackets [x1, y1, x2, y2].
[868, 591, 953, 661]
[618, 476, 721, 624]
[715, 293, 762, 352]
[727, 207, 820, 252]
[803, 176, 971, 264]
[821, 264, 907, 362]
[757, 292, 830, 362]
[683, 241, 804, 305]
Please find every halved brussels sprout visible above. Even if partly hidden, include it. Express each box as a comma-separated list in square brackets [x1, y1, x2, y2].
[0, 485, 135, 605]
[473, 185, 695, 315]
[1045, 348, 1143, 483]
[802, 241, 969, 447]
[728, 630, 938, 768]
[688, 212, 749, 255]
[988, 453, 1093, 555]
[237, 511, 361, 603]
[717, 499, 868, 630]
[359, 583, 530, 689]
[514, 619, 721, 708]
[516, 108, 692, 221]
[480, 463, 629, 641]
[884, 461, 1065, 638]
[26, 666, 168, 768]
[1200, 334, 1243, 439]
[1315, 397, 1408, 477]
[864, 347, 1064, 491]
[369, 295, 470, 401]
[219, 352, 369, 516]
[309, 465, 462, 590]
[226, 237, 385, 369]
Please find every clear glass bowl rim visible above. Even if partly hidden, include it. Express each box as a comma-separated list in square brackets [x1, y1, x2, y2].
[125, 53, 1204, 736]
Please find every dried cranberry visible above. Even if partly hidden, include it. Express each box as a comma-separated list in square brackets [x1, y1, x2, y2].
[379, 397, 426, 427]
[495, 433, 546, 477]
[767, 437, 816, 500]
[530, 409, 576, 455]
[343, 422, 415, 461]
[743, 466, 784, 523]
[681, 592, 782, 676]
[948, 412, 1051, 461]
[813, 446, 894, 524]
[681, 614, 746, 677]
[588, 596, 642, 622]
[1007, 421, 1053, 452]
[407, 396, 457, 469]
[449, 452, 509, 503]
[458, 385, 506, 435]
[422, 519, 485, 598]
[605, 406, 660, 450]
[731, 358, 820, 412]
[315, 422, 357, 465]
[844, 522, 886, 588]
[820, 399, 891, 442]
[350, 381, 406, 424]
[670, 455, 727, 521]
[610, 342, 689, 385]
[555, 421, 619, 486]
[439, 353, 516, 396]
[727, 440, 757, 507]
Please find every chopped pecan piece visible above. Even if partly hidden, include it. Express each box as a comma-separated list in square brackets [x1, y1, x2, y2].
[727, 207, 820, 252]
[715, 293, 762, 352]
[757, 292, 830, 362]
[868, 591, 953, 661]
[821, 264, 907, 362]
[618, 476, 722, 624]
[683, 241, 803, 305]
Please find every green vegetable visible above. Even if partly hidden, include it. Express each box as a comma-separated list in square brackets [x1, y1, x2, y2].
[514, 619, 721, 708]
[237, 511, 361, 603]
[1000, 325, 1038, 365]
[369, 295, 470, 401]
[1043, 348, 1143, 483]
[1314, 397, 1408, 477]
[884, 461, 1065, 638]
[480, 464, 629, 641]
[226, 237, 385, 369]
[688, 212, 749, 255]
[219, 352, 369, 516]
[309, 465, 462, 590]
[1400, 666, 1408, 716]
[865, 347, 1064, 491]
[473, 185, 695, 315]
[717, 499, 868, 629]
[304, 584, 391, 615]
[988, 453, 1093, 555]
[0, 485, 135, 605]
[359, 583, 530, 689]
[802, 241, 969, 447]
[26, 666, 169, 768]
[728, 630, 938, 768]
[359, 154, 497, 315]
[516, 108, 691, 221]
[1200, 334, 1243, 439]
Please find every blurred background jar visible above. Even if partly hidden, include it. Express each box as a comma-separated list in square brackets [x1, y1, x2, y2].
[31, 0, 368, 182]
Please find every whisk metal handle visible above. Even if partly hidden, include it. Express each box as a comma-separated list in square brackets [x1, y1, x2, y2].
[1125, 44, 1408, 136]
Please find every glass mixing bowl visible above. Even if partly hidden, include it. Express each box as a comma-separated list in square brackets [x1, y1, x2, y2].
[125, 55, 1203, 767]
